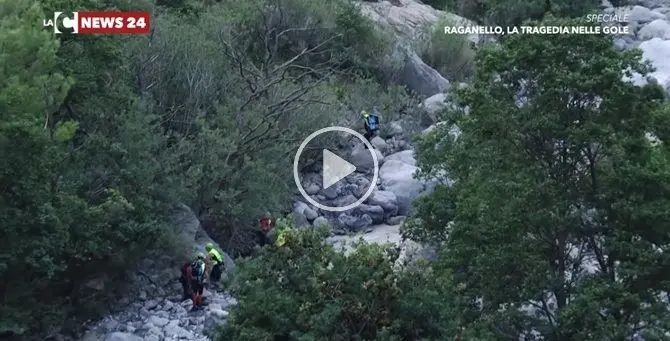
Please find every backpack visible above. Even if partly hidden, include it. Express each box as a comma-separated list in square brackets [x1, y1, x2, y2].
[367, 115, 379, 130]
[191, 260, 205, 281]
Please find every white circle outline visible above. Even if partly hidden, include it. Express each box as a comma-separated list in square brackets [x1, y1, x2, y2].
[293, 126, 378, 212]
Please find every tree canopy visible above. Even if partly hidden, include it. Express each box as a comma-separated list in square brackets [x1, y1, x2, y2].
[408, 16, 670, 341]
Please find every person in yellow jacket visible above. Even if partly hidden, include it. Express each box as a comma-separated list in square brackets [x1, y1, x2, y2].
[205, 242, 224, 288]
[273, 217, 291, 247]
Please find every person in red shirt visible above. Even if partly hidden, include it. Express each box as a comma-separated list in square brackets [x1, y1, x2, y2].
[179, 260, 193, 301]
[259, 216, 273, 232]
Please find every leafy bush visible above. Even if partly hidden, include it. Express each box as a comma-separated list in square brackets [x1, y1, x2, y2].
[421, 15, 476, 82]
[218, 226, 462, 341]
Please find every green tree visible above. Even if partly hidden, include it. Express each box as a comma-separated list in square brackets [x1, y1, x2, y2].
[0, 0, 74, 335]
[218, 226, 462, 341]
[1, 0, 186, 337]
[411, 17, 670, 340]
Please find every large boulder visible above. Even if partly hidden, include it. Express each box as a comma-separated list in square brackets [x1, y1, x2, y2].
[365, 190, 399, 215]
[170, 203, 201, 241]
[359, 0, 479, 97]
[337, 213, 373, 232]
[313, 216, 330, 228]
[379, 159, 425, 215]
[292, 201, 312, 228]
[638, 38, 670, 93]
[393, 51, 449, 97]
[370, 136, 388, 153]
[385, 150, 416, 166]
[359, 0, 477, 49]
[170, 204, 236, 275]
[349, 146, 378, 173]
[354, 204, 386, 224]
[420, 93, 447, 124]
[637, 18, 670, 39]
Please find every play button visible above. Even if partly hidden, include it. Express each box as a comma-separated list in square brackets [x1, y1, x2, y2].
[322, 149, 356, 189]
[294, 126, 379, 212]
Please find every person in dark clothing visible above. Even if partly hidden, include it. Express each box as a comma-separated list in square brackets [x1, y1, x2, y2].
[190, 253, 207, 310]
[257, 216, 275, 246]
[360, 109, 379, 147]
[179, 261, 193, 301]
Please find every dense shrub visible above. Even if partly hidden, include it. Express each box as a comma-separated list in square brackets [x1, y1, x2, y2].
[218, 226, 462, 341]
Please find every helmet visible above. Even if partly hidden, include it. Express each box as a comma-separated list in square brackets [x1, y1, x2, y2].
[196, 252, 205, 259]
[205, 243, 214, 251]
[361, 110, 369, 117]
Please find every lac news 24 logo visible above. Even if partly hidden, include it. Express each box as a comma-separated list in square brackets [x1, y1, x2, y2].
[43, 11, 151, 34]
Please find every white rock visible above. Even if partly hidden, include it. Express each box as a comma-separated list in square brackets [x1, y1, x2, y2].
[304, 207, 319, 221]
[388, 121, 404, 136]
[379, 160, 425, 215]
[146, 316, 169, 327]
[103, 332, 142, 341]
[385, 150, 416, 166]
[370, 136, 388, 153]
[638, 38, 670, 92]
[211, 309, 229, 319]
[359, 0, 477, 47]
[305, 183, 320, 195]
[421, 93, 447, 116]
[628, 5, 665, 23]
[349, 146, 378, 173]
[637, 18, 670, 39]
[313, 216, 329, 228]
[365, 190, 399, 213]
[163, 322, 194, 339]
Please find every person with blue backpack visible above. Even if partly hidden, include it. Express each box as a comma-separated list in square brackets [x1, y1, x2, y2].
[360, 108, 380, 148]
[190, 253, 207, 310]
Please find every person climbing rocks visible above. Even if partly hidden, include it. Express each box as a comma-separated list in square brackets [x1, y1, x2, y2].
[205, 242, 224, 289]
[179, 260, 193, 301]
[190, 252, 207, 310]
[361, 108, 379, 148]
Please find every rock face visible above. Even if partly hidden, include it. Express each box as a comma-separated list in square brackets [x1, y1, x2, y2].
[358, 0, 477, 98]
[359, 0, 476, 46]
[604, 0, 670, 93]
[393, 51, 449, 97]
